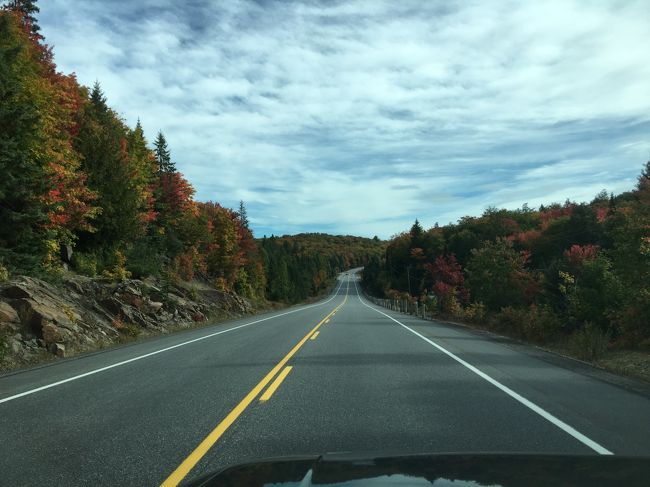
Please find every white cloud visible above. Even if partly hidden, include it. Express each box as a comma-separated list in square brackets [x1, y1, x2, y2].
[38, 0, 650, 238]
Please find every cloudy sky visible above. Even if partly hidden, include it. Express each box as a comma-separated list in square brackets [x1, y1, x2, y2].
[38, 0, 650, 238]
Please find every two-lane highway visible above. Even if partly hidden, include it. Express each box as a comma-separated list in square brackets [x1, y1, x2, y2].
[1, 271, 650, 486]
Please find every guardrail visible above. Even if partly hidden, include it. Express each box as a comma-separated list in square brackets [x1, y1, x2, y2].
[364, 294, 431, 320]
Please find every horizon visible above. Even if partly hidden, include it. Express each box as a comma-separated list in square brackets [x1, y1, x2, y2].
[38, 0, 650, 238]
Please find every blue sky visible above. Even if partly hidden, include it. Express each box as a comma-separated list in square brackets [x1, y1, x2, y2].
[38, 0, 650, 238]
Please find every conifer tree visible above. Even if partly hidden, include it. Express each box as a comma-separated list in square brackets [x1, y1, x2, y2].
[154, 131, 174, 173]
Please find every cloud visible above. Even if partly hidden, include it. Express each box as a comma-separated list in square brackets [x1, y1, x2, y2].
[38, 0, 650, 238]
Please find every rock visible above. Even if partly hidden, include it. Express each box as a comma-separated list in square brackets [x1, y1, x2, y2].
[0, 301, 19, 321]
[10, 338, 23, 354]
[147, 301, 163, 313]
[50, 343, 66, 357]
[14, 298, 73, 335]
[42, 322, 62, 345]
[2, 285, 30, 299]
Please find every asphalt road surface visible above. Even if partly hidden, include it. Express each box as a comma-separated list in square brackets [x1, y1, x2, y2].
[2, 271, 650, 486]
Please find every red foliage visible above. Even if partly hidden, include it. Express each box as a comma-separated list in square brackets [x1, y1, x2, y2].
[159, 172, 195, 218]
[595, 206, 609, 223]
[540, 205, 573, 229]
[426, 254, 469, 303]
[563, 244, 599, 268]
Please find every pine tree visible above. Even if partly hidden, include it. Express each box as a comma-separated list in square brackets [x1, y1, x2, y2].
[238, 200, 249, 228]
[153, 131, 174, 173]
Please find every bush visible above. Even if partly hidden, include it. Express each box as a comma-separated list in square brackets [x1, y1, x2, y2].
[102, 250, 132, 281]
[71, 252, 98, 276]
[0, 334, 8, 363]
[112, 317, 141, 338]
[614, 289, 650, 348]
[493, 304, 562, 343]
[0, 261, 9, 282]
[125, 240, 165, 278]
[568, 322, 610, 360]
[462, 302, 486, 322]
[522, 305, 562, 343]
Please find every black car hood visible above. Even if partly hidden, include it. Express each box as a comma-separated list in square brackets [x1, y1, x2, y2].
[184, 452, 650, 487]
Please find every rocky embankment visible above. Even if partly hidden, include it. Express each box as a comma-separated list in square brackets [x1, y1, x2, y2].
[0, 275, 253, 371]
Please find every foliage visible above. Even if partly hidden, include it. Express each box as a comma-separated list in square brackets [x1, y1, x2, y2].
[102, 250, 131, 281]
[362, 158, 650, 350]
[466, 239, 535, 312]
[0, 261, 9, 281]
[568, 323, 610, 360]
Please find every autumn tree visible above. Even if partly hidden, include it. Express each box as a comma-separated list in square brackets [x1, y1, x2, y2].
[0, 10, 96, 270]
[465, 238, 535, 311]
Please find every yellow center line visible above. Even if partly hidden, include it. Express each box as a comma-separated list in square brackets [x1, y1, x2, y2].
[310, 331, 320, 340]
[259, 366, 293, 401]
[160, 281, 349, 487]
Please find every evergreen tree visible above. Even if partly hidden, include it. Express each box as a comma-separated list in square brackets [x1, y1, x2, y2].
[238, 200, 249, 228]
[153, 131, 174, 173]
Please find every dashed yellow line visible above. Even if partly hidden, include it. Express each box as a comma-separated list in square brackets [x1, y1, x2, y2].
[160, 286, 348, 487]
[260, 366, 293, 401]
[310, 331, 320, 340]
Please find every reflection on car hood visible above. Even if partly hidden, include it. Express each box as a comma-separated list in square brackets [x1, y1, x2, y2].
[184, 452, 650, 487]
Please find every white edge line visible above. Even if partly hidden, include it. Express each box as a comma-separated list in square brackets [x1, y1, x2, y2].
[353, 280, 613, 455]
[0, 279, 346, 405]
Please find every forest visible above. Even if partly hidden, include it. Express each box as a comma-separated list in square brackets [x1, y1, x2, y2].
[363, 166, 650, 357]
[0, 2, 383, 304]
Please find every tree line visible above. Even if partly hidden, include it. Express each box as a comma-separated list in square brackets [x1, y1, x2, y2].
[0, 2, 384, 303]
[363, 166, 650, 356]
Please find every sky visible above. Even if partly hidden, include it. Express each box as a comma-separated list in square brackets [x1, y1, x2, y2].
[38, 0, 650, 239]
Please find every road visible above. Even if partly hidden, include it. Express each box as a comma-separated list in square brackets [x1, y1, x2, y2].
[1, 271, 650, 486]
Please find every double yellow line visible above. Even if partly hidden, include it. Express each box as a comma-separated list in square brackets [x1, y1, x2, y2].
[161, 281, 349, 486]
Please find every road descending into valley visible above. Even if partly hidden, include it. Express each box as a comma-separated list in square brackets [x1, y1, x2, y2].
[2, 270, 650, 485]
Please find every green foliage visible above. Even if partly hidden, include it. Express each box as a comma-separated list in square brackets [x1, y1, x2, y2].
[568, 323, 610, 360]
[124, 238, 166, 278]
[260, 233, 384, 303]
[0, 260, 9, 281]
[363, 164, 650, 351]
[102, 250, 131, 281]
[465, 239, 533, 311]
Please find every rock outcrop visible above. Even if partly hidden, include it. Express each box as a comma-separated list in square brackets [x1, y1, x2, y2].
[0, 275, 253, 370]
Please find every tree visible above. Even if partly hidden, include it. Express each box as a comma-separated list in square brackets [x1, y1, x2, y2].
[0, 11, 96, 270]
[465, 238, 535, 311]
[153, 131, 175, 173]
[3, 0, 40, 37]
[75, 83, 154, 249]
[238, 200, 249, 228]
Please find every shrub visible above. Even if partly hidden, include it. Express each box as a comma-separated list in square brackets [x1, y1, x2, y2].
[0, 334, 8, 363]
[614, 289, 650, 348]
[102, 250, 132, 281]
[521, 305, 562, 343]
[568, 322, 610, 360]
[493, 305, 562, 343]
[112, 317, 140, 338]
[125, 240, 165, 278]
[71, 252, 98, 276]
[0, 261, 9, 282]
[462, 302, 486, 323]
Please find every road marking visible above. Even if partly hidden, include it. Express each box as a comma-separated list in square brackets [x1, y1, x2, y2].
[325, 319, 330, 324]
[310, 331, 320, 340]
[161, 282, 349, 486]
[0, 280, 346, 405]
[260, 366, 293, 402]
[354, 280, 613, 456]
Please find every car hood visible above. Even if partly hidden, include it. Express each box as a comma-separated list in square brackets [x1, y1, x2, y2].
[184, 452, 650, 487]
